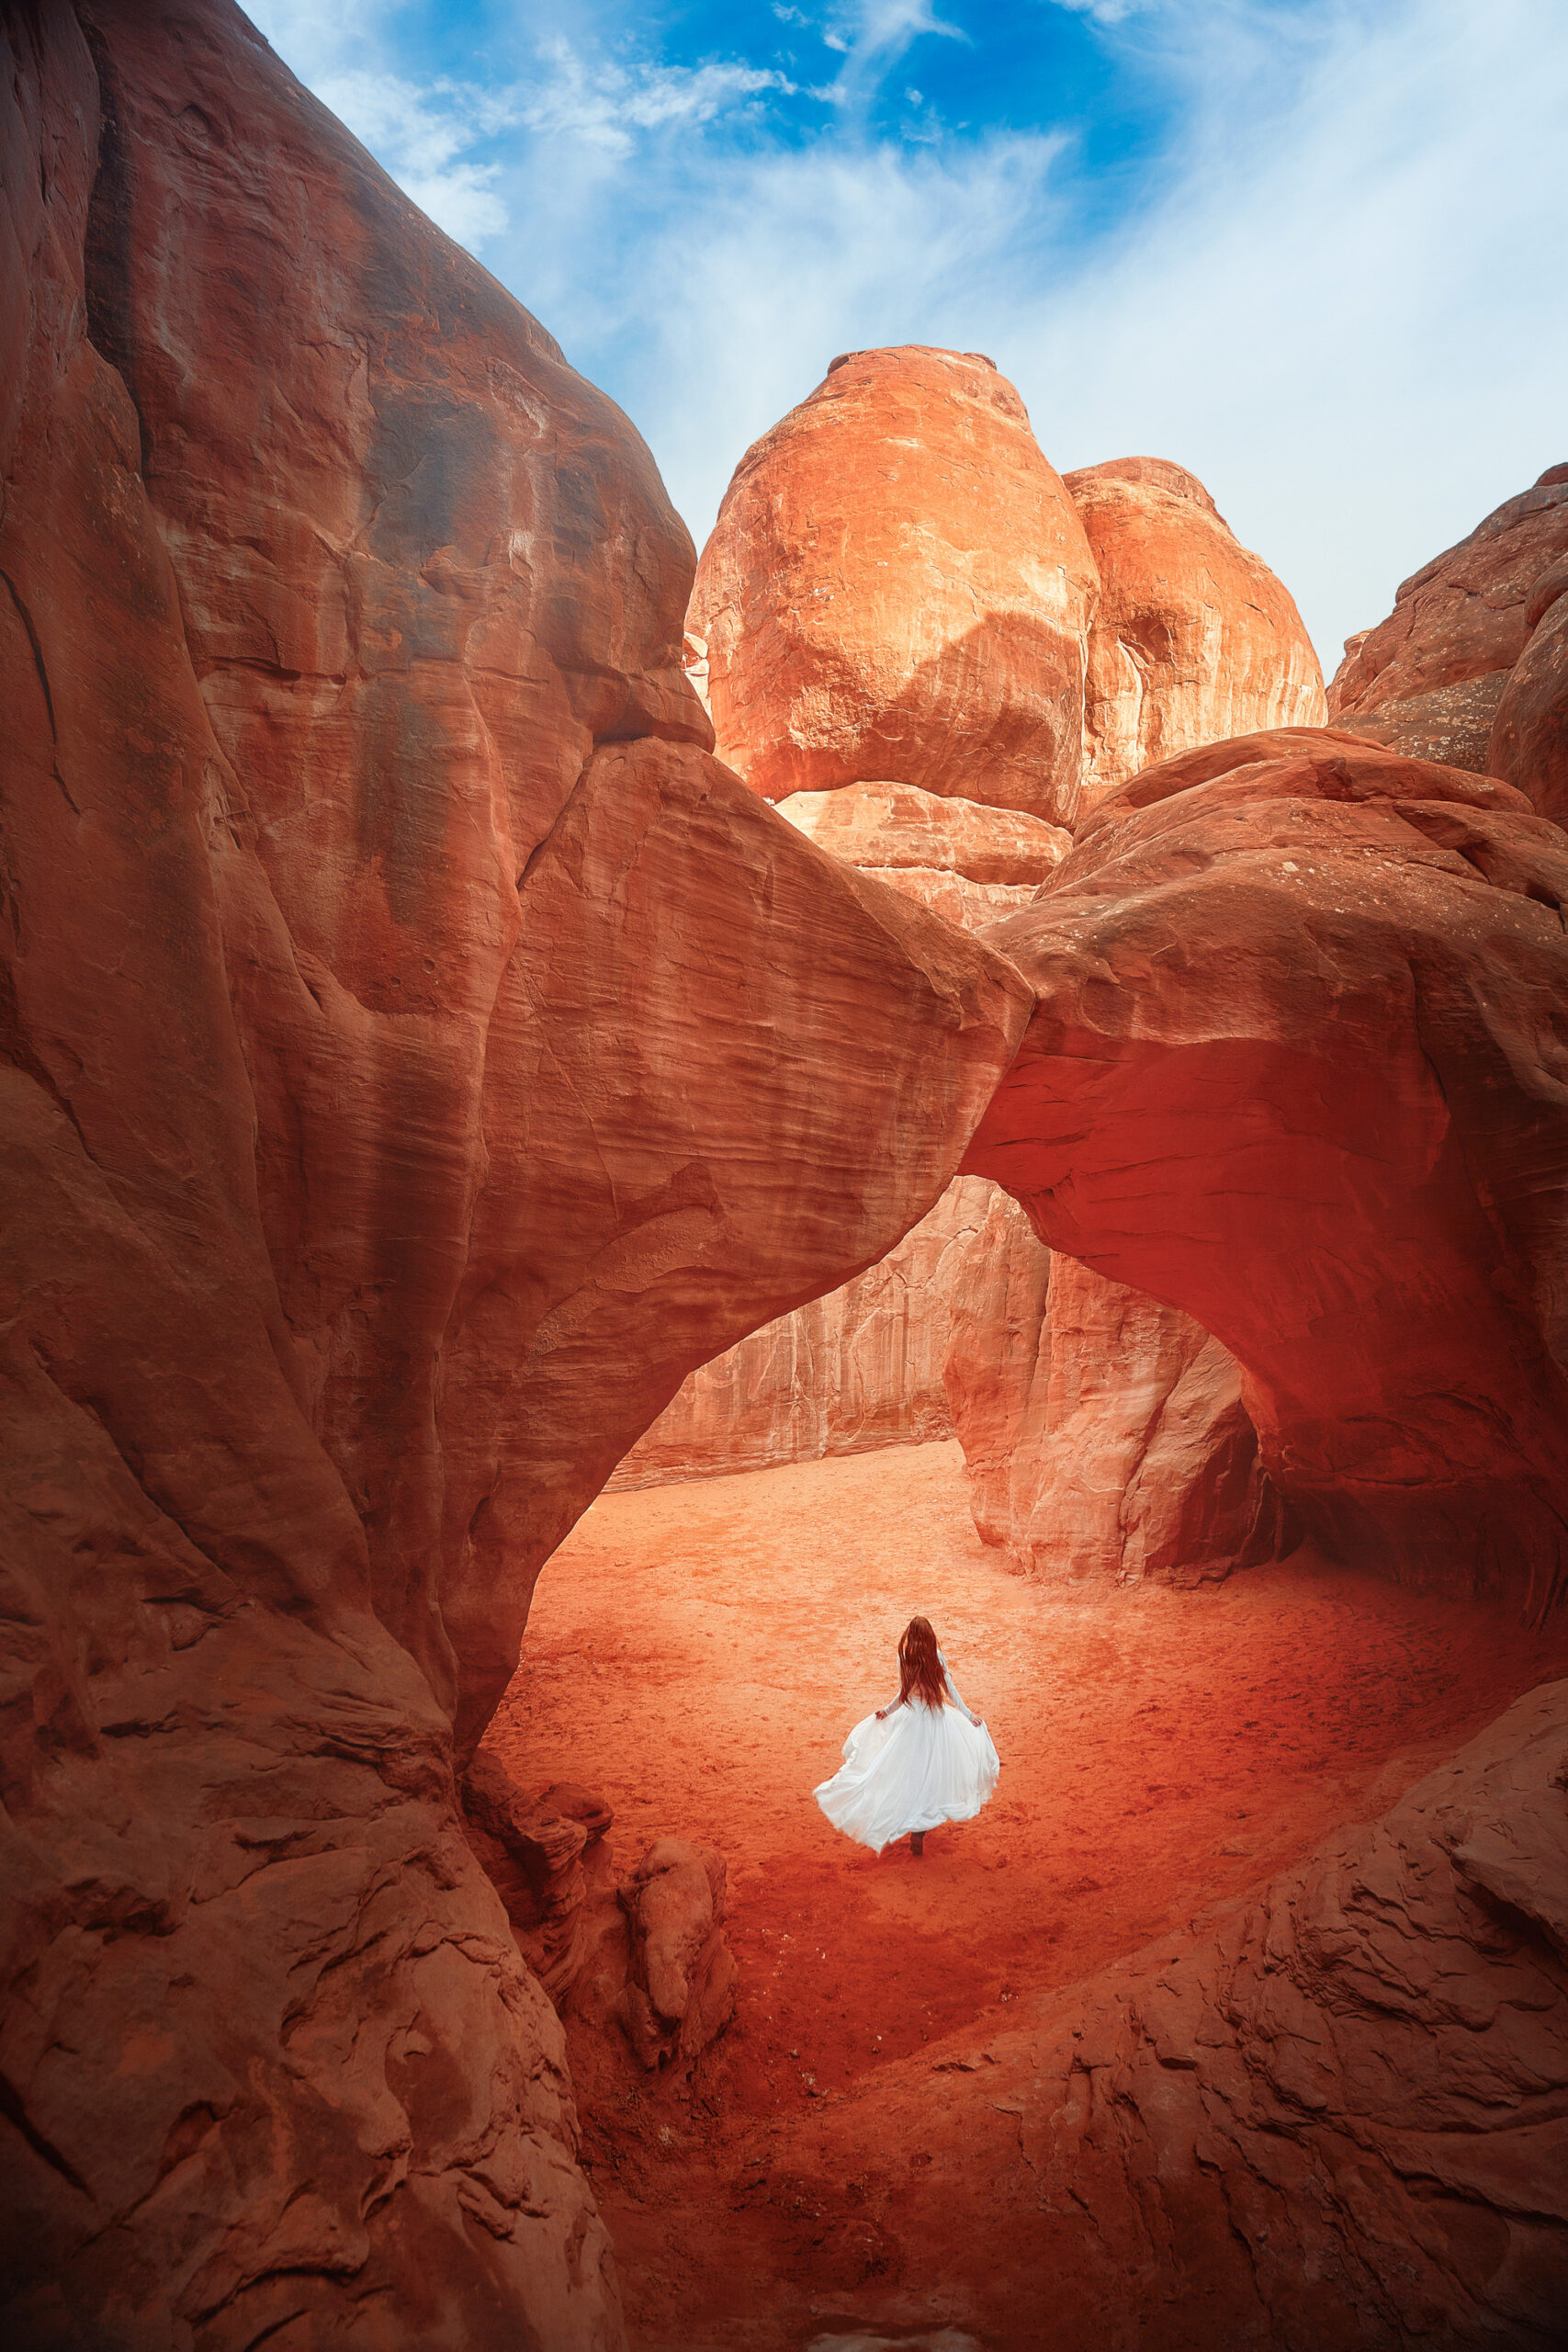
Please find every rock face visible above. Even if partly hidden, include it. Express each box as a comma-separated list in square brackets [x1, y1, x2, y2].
[962, 728, 1568, 1614]
[780, 779, 1069, 927]
[1065, 457, 1326, 808]
[943, 1238, 1283, 1585]
[865, 1677, 1568, 2348]
[0, 7, 1031, 2346]
[611, 1175, 1001, 1487]
[615, 1840, 737, 2074]
[1490, 549, 1568, 823]
[612, 786, 1064, 1491]
[461, 1754, 609, 2001]
[689, 345, 1100, 823]
[1328, 465, 1568, 774]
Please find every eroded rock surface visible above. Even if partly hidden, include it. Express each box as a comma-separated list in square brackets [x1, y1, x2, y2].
[1490, 556, 1568, 824]
[944, 1238, 1282, 1586]
[613, 784, 1064, 1490]
[860, 1678, 1568, 2348]
[461, 1753, 610, 2001]
[0, 6, 1030, 2345]
[1066, 457, 1325, 808]
[616, 1840, 738, 2073]
[1328, 465, 1568, 775]
[689, 345, 1100, 822]
[963, 729, 1568, 1612]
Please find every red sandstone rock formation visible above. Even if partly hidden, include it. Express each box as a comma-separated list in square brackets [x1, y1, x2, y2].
[611, 786, 1065, 1491]
[943, 1239, 1283, 1585]
[0, 6, 1031, 2345]
[609, 1175, 1000, 1487]
[689, 345, 1100, 822]
[807, 1675, 1568, 2346]
[962, 728, 1568, 1612]
[461, 1755, 614, 2001]
[1065, 457, 1326, 807]
[1328, 464, 1568, 773]
[615, 1840, 737, 2074]
[780, 780, 1069, 927]
[1490, 551, 1568, 823]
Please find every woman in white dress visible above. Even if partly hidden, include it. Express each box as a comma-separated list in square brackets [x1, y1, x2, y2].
[815, 1616, 999, 1858]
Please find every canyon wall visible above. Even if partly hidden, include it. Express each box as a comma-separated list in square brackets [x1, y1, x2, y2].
[1066, 456, 1326, 808]
[0, 6, 1031, 2344]
[963, 726, 1568, 1613]
[1490, 527, 1568, 825]
[1328, 463, 1568, 777]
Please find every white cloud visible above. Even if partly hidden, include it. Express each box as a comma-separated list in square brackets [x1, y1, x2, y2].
[1005, 0, 1568, 665]
[302, 68, 512, 240]
[252, 0, 1568, 672]
[575, 0, 1568, 669]
[517, 43, 796, 158]
[1046, 0, 1145, 24]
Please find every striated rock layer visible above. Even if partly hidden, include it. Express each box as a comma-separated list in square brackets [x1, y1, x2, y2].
[963, 728, 1568, 1614]
[0, 6, 1031, 2346]
[610, 1174, 1000, 1487]
[1066, 457, 1326, 808]
[944, 1231, 1282, 1587]
[612, 785, 1063, 1491]
[1328, 464, 1568, 774]
[689, 345, 1100, 823]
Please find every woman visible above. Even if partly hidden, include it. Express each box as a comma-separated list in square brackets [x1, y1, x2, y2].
[814, 1615, 998, 1858]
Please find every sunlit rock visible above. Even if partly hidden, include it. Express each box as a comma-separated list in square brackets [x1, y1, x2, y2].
[1066, 456, 1326, 808]
[963, 726, 1568, 1612]
[1329, 462, 1568, 775]
[690, 344, 1100, 822]
[1489, 542, 1568, 822]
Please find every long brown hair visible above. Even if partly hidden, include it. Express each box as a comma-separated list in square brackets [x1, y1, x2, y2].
[897, 1616, 947, 1708]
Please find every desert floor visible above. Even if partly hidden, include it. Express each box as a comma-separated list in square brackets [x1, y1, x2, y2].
[487, 1441, 1568, 2351]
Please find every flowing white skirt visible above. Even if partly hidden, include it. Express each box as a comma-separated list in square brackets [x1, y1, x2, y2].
[814, 1700, 999, 1852]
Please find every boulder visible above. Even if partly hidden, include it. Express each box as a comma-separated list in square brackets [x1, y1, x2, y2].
[1065, 457, 1326, 807]
[961, 729, 1568, 1614]
[689, 345, 1100, 822]
[0, 7, 1032, 2346]
[615, 1840, 737, 2073]
[1328, 465, 1568, 772]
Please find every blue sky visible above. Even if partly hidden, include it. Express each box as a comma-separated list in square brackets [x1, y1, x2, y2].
[247, 0, 1568, 673]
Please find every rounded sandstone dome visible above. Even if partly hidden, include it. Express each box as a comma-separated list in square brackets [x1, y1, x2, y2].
[690, 345, 1100, 825]
[1063, 458, 1326, 808]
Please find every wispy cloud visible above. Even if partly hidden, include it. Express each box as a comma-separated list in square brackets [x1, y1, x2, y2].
[1046, 0, 1145, 25]
[517, 43, 796, 157]
[250, 0, 1568, 668]
[306, 68, 512, 240]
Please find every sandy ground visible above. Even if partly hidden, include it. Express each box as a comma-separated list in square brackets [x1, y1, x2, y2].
[487, 1441, 1568, 2350]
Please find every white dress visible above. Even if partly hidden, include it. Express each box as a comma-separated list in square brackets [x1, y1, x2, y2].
[814, 1652, 999, 1852]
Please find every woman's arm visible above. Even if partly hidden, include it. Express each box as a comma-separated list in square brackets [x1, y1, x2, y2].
[940, 1654, 982, 1725]
[874, 1690, 905, 1721]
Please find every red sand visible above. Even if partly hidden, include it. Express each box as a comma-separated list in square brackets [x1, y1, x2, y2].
[488, 1440, 1568, 2350]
